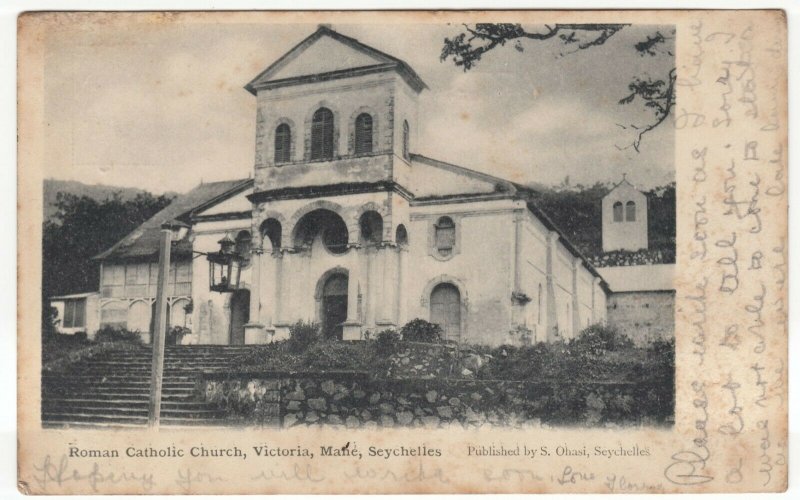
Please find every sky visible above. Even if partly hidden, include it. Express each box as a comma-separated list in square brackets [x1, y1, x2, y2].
[42, 18, 675, 194]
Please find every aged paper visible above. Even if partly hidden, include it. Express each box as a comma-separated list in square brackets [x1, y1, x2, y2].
[18, 10, 787, 494]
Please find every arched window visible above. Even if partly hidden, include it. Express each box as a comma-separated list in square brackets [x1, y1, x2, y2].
[430, 283, 461, 341]
[311, 107, 334, 160]
[354, 113, 373, 155]
[612, 201, 623, 222]
[261, 218, 282, 252]
[402, 120, 410, 159]
[235, 231, 252, 266]
[434, 216, 455, 257]
[395, 224, 408, 246]
[274, 123, 291, 164]
[359, 210, 383, 245]
[626, 201, 636, 221]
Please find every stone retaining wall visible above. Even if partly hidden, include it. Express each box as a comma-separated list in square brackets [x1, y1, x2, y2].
[198, 371, 672, 428]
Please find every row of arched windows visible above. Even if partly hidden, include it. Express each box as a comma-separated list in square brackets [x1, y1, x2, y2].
[272, 107, 410, 164]
[612, 201, 637, 222]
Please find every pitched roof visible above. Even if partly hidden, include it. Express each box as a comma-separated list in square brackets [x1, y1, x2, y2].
[245, 25, 427, 95]
[93, 179, 253, 261]
[407, 153, 609, 291]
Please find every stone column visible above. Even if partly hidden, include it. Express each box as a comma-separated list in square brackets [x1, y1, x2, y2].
[511, 209, 524, 326]
[273, 249, 290, 341]
[396, 244, 407, 327]
[377, 243, 396, 327]
[244, 247, 266, 344]
[545, 232, 559, 342]
[570, 256, 582, 339]
[342, 244, 362, 340]
[591, 276, 601, 324]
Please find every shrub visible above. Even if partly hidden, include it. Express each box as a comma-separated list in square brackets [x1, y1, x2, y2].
[571, 323, 633, 355]
[95, 326, 143, 344]
[73, 331, 88, 342]
[508, 324, 533, 346]
[400, 319, 442, 343]
[287, 321, 320, 353]
[167, 326, 191, 346]
[374, 329, 400, 357]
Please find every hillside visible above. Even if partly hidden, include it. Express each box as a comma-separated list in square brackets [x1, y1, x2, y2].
[529, 182, 676, 265]
[44, 179, 176, 222]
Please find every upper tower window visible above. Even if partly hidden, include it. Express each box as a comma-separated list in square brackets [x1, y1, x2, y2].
[354, 113, 373, 154]
[612, 201, 623, 222]
[402, 120, 410, 159]
[311, 107, 334, 160]
[274, 123, 291, 164]
[625, 201, 636, 221]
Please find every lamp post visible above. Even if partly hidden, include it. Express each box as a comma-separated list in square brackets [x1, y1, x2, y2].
[148, 223, 242, 428]
[148, 220, 187, 427]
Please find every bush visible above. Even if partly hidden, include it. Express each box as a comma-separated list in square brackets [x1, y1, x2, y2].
[167, 326, 191, 346]
[95, 326, 143, 344]
[374, 329, 400, 357]
[570, 323, 633, 355]
[287, 321, 320, 353]
[400, 319, 442, 343]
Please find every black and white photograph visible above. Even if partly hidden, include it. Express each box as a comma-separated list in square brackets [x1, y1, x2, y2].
[40, 19, 676, 430]
[15, 8, 789, 495]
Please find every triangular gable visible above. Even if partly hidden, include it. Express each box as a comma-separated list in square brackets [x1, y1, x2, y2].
[193, 186, 253, 217]
[409, 154, 516, 198]
[245, 26, 427, 94]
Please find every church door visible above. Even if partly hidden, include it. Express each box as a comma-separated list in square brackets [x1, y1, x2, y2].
[430, 283, 461, 341]
[229, 290, 250, 345]
[322, 274, 348, 340]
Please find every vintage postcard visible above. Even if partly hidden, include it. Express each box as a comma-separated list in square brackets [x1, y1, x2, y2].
[17, 10, 787, 494]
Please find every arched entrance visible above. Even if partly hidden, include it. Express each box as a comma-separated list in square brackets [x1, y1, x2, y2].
[430, 283, 461, 341]
[229, 290, 250, 345]
[321, 273, 348, 340]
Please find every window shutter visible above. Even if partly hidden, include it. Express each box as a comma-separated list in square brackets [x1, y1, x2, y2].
[274, 124, 291, 163]
[311, 108, 334, 160]
[355, 113, 373, 154]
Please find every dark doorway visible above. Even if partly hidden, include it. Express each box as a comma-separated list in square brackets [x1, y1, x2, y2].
[230, 289, 250, 345]
[322, 274, 348, 340]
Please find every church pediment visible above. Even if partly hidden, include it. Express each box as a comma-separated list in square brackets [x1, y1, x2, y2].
[245, 26, 426, 94]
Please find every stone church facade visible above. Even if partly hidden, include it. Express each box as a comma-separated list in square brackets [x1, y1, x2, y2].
[85, 26, 612, 347]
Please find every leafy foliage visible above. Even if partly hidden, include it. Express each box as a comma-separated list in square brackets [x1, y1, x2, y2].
[42, 191, 173, 298]
[530, 182, 675, 262]
[94, 326, 143, 345]
[375, 329, 401, 357]
[441, 23, 675, 151]
[400, 319, 443, 343]
[570, 323, 633, 355]
[287, 321, 321, 354]
[167, 326, 191, 346]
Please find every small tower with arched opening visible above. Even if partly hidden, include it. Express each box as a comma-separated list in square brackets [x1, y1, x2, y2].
[602, 174, 648, 252]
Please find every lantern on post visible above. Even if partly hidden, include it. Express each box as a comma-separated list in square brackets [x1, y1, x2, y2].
[208, 233, 243, 292]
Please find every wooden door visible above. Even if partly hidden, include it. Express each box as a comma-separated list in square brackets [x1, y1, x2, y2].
[430, 283, 461, 341]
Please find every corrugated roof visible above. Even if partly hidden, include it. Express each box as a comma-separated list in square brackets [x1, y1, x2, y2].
[93, 179, 252, 261]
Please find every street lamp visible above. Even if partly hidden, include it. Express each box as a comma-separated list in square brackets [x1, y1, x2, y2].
[207, 234, 243, 293]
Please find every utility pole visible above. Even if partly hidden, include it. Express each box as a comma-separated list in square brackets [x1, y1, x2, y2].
[148, 223, 172, 427]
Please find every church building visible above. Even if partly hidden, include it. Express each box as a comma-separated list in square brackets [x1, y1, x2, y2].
[87, 26, 614, 346]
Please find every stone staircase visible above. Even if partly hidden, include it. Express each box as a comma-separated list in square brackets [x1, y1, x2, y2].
[42, 345, 254, 428]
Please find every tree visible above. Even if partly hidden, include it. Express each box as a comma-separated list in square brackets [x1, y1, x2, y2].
[42, 191, 173, 298]
[441, 23, 675, 152]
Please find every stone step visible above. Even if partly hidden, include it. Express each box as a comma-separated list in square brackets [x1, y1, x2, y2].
[43, 398, 216, 410]
[42, 391, 196, 401]
[42, 404, 225, 418]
